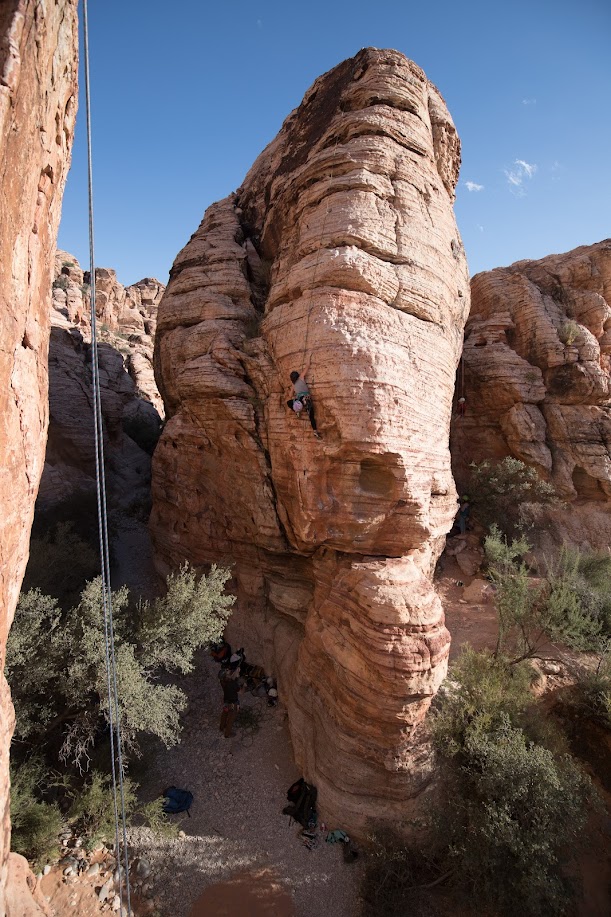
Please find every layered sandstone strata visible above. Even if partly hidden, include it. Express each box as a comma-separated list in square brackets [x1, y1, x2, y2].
[452, 240, 611, 550]
[0, 0, 78, 910]
[151, 48, 469, 831]
[52, 249, 165, 415]
[38, 253, 165, 510]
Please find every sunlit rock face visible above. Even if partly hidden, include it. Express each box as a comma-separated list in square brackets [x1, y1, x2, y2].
[151, 48, 469, 833]
[0, 0, 78, 910]
[452, 240, 611, 553]
[37, 252, 165, 511]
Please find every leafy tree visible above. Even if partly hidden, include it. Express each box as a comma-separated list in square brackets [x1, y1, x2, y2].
[484, 528, 609, 662]
[7, 564, 234, 768]
[431, 649, 596, 917]
[10, 760, 63, 868]
[469, 457, 557, 537]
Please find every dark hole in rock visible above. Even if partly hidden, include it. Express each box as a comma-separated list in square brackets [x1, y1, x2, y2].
[572, 466, 607, 501]
[358, 458, 395, 497]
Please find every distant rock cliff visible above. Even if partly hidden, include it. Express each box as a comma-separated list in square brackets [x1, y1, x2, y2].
[0, 1, 78, 911]
[151, 48, 469, 833]
[37, 252, 165, 512]
[452, 239, 611, 552]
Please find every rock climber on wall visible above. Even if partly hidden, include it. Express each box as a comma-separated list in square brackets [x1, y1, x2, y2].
[287, 357, 320, 438]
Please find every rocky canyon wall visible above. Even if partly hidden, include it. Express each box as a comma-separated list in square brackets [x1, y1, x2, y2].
[452, 240, 611, 551]
[38, 251, 164, 512]
[151, 48, 469, 833]
[0, 1, 78, 912]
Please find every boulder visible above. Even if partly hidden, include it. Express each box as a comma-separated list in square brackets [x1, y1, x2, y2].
[151, 48, 469, 833]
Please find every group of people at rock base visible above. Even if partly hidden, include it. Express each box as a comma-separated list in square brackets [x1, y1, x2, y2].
[212, 641, 277, 738]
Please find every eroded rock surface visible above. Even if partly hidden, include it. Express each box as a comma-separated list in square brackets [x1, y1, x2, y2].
[0, 1, 78, 910]
[52, 249, 165, 415]
[151, 48, 469, 832]
[37, 252, 165, 511]
[452, 240, 611, 550]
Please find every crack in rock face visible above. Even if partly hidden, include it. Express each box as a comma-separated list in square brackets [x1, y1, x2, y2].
[452, 239, 611, 555]
[151, 47, 469, 834]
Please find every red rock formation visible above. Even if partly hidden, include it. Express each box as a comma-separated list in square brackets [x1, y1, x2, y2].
[151, 48, 469, 833]
[0, 0, 78, 909]
[38, 252, 165, 511]
[452, 240, 611, 551]
[52, 250, 165, 415]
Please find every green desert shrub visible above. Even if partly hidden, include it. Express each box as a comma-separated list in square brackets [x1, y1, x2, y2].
[7, 564, 234, 767]
[10, 760, 63, 868]
[52, 275, 69, 291]
[469, 457, 557, 537]
[68, 771, 136, 850]
[558, 319, 583, 345]
[360, 827, 444, 917]
[484, 528, 610, 661]
[432, 649, 595, 916]
[573, 654, 611, 731]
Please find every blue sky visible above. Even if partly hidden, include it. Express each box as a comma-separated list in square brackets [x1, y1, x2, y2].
[58, 0, 611, 286]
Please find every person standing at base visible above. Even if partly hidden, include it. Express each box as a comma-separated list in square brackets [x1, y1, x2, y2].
[219, 666, 241, 738]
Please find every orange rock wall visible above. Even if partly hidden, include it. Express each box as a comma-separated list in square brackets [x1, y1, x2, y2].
[151, 49, 469, 832]
[452, 240, 611, 551]
[0, 1, 78, 909]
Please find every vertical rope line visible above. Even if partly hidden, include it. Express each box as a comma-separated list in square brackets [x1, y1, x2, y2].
[82, 2, 131, 913]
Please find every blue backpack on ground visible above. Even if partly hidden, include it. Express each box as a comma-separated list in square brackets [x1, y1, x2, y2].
[162, 786, 193, 817]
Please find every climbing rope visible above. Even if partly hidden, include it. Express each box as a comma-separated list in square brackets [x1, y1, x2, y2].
[82, 2, 132, 913]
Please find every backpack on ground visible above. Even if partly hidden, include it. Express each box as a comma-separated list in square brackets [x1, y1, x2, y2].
[162, 786, 193, 817]
[283, 777, 317, 827]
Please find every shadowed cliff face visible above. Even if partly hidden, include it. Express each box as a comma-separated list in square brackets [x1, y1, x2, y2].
[452, 240, 611, 554]
[0, 0, 78, 910]
[151, 48, 469, 833]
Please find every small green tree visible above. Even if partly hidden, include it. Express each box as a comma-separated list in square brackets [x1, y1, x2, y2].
[469, 457, 557, 537]
[432, 649, 596, 917]
[10, 760, 63, 868]
[7, 564, 234, 767]
[484, 528, 609, 663]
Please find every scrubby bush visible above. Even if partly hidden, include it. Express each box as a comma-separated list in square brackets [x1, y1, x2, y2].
[431, 649, 595, 917]
[10, 760, 62, 868]
[469, 457, 557, 537]
[7, 564, 234, 767]
[573, 654, 611, 730]
[68, 771, 136, 850]
[559, 320, 583, 345]
[52, 275, 69, 291]
[360, 827, 445, 917]
[484, 528, 610, 662]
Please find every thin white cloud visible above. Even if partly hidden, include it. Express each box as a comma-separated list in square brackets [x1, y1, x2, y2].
[522, 98, 537, 105]
[257, 18, 262, 28]
[477, 224, 484, 232]
[465, 181, 484, 192]
[515, 159, 536, 177]
[504, 159, 537, 195]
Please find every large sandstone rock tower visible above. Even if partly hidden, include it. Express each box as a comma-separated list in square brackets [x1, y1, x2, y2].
[0, 1, 78, 910]
[452, 240, 611, 551]
[152, 48, 469, 831]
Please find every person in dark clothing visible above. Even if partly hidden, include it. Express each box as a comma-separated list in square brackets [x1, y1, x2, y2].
[287, 359, 320, 438]
[219, 670, 241, 738]
[457, 495, 471, 534]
